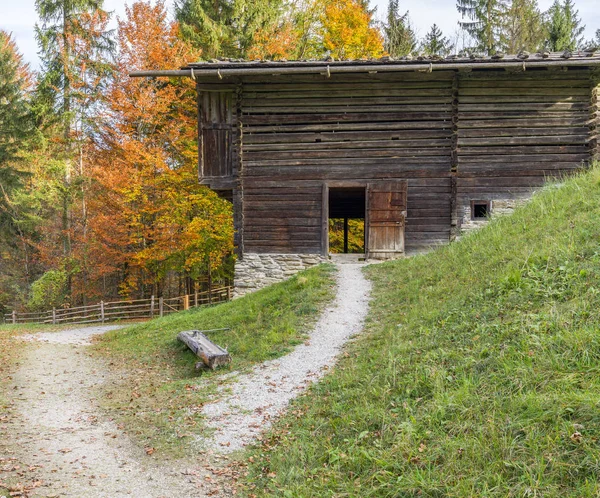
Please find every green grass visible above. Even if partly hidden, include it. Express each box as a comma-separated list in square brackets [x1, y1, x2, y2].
[241, 166, 600, 497]
[93, 264, 336, 456]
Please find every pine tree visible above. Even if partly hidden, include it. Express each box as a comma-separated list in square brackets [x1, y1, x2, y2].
[385, 0, 417, 57]
[588, 29, 600, 49]
[0, 31, 36, 173]
[176, 0, 284, 59]
[0, 31, 34, 240]
[503, 0, 546, 53]
[421, 24, 454, 56]
[457, 0, 508, 54]
[34, 0, 114, 301]
[0, 31, 41, 312]
[545, 0, 585, 51]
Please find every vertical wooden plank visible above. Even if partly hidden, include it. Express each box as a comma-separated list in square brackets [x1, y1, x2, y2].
[52, 307, 57, 325]
[233, 187, 244, 257]
[450, 71, 460, 240]
[100, 301, 105, 323]
[451, 71, 459, 173]
[12, 310, 16, 324]
[321, 182, 329, 256]
[450, 174, 458, 240]
[150, 295, 155, 318]
[183, 295, 190, 311]
[343, 217, 349, 253]
[197, 83, 204, 180]
[591, 70, 600, 162]
[159, 297, 164, 317]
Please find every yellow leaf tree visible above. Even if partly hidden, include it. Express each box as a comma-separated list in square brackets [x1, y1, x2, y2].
[321, 0, 384, 59]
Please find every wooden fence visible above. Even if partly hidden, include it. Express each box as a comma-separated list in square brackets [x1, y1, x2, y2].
[2, 286, 232, 326]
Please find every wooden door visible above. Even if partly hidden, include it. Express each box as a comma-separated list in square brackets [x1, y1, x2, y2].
[367, 181, 407, 259]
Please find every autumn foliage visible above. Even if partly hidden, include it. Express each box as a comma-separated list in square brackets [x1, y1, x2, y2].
[2, 0, 388, 311]
[91, 1, 233, 298]
[322, 0, 384, 59]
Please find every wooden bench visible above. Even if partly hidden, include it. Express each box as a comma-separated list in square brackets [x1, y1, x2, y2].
[177, 329, 231, 370]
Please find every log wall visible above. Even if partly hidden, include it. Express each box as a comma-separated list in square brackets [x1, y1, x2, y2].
[239, 72, 455, 253]
[455, 69, 592, 224]
[197, 67, 594, 256]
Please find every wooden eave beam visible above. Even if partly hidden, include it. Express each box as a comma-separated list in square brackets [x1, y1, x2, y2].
[130, 59, 600, 79]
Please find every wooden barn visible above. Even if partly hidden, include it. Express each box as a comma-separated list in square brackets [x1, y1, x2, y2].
[132, 53, 600, 294]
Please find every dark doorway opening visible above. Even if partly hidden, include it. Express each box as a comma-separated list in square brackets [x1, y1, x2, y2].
[328, 187, 366, 254]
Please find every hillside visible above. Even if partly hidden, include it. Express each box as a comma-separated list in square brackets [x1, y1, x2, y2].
[243, 165, 600, 497]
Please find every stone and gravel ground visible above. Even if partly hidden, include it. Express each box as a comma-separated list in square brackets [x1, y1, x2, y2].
[0, 262, 371, 497]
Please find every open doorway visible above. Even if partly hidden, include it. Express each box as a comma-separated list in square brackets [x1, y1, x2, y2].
[328, 187, 366, 254]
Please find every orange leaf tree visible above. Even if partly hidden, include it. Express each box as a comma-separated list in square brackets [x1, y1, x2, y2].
[91, 0, 233, 298]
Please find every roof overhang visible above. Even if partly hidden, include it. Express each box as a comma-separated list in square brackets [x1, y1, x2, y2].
[130, 53, 600, 79]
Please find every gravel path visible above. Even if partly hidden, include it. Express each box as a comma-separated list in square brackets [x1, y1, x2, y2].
[20, 325, 123, 345]
[1, 263, 372, 495]
[199, 262, 371, 453]
[1, 326, 210, 497]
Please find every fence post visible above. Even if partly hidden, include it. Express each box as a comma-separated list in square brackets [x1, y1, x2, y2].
[52, 308, 57, 325]
[159, 297, 164, 317]
[228, 286, 232, 301]
[208, 286, 213, 305]
[194, 291, 198, 308]
[12, 310, 16, 324]
[100, 301, 105, 323]
[183, 295, 190, 311]
[150, 295, 155, 318]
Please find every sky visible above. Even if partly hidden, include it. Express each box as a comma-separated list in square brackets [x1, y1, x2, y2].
[1, 0, 599, 70]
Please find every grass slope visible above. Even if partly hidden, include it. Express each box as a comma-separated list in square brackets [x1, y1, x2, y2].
[93, 264, 336, 456]
[243, 167, 600, 497]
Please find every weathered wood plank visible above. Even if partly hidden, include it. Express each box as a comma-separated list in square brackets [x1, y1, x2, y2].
[459, 126, 589, 137]
[458, 135, 589, 146]
[242, 112, 452, 125]
[243, 139, 451, 151]
[244, 129, 452, 144]
[245, 121, 451, 133]
[178, 330, 231, 370]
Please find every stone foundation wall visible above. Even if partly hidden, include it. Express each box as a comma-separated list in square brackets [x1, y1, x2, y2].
[460, 198, 527, 234]
[234, 253, 327, 297]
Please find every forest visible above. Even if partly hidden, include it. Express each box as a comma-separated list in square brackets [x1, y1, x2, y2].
[0, 0, 598, 314]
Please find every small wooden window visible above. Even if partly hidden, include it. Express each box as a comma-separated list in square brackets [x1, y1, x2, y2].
[471, 200, 491, 220]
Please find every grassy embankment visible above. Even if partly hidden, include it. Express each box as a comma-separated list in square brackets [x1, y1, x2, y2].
[93, 264, 336, 456]
[242, 166, 600, 497]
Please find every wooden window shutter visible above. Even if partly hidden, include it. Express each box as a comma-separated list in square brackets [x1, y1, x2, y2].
[199, 92, 234, 179]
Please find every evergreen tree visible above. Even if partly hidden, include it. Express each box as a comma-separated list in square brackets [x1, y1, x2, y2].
[588, 29, 600, 49]
[34, 0, 114, 299]
[421, 24, 454, 56]
[504, 0, 546, 53]
[0, 31, 40, 312]
[0, 31, 34, 238]
[545, 0, 585, 51]
[0, 31, 36, 172]
[457, 0, 508, 54]
[175, 0, 284, 59]
[384, 0, 417, 57]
